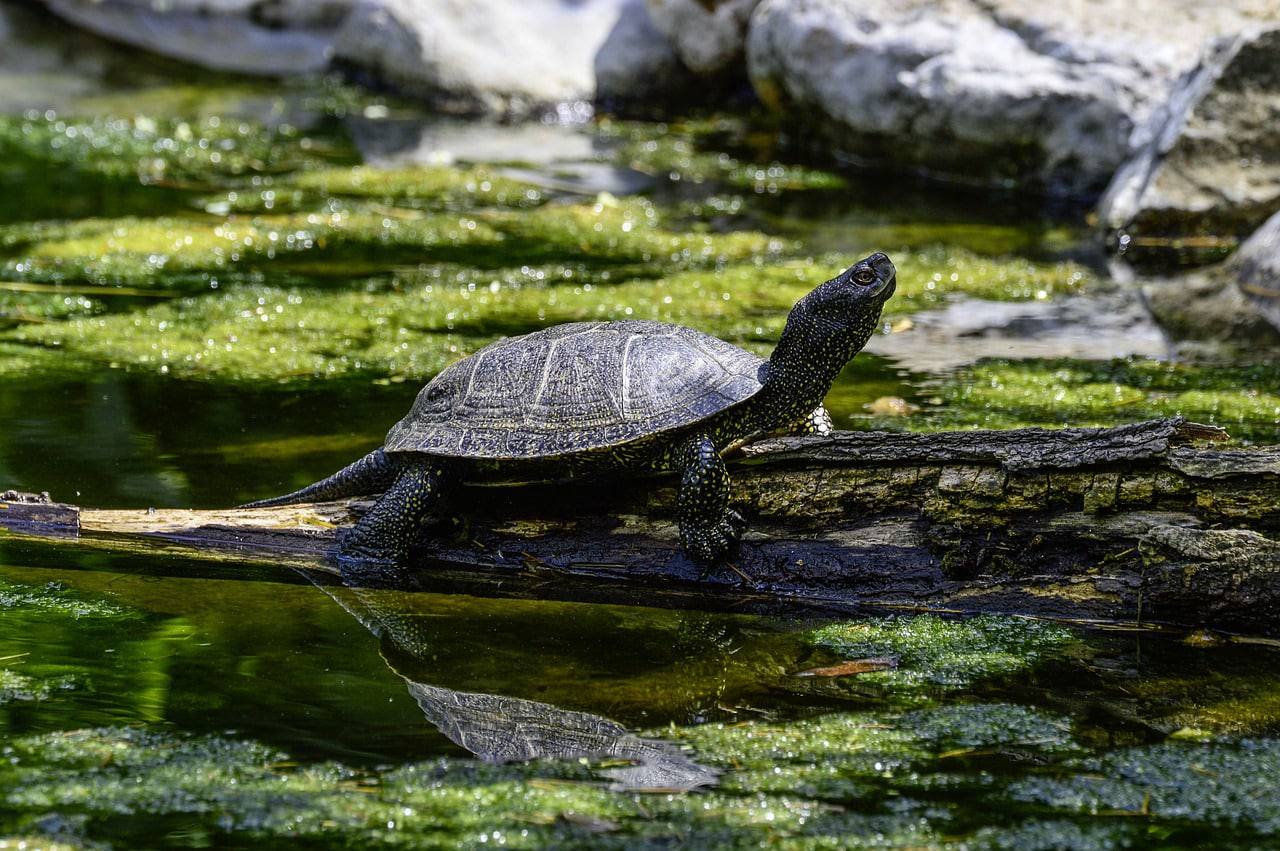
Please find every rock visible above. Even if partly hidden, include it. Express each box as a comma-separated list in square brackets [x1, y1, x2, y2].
[1236, 209, 1280, 333]
[332, 0, 631, 117]
[0, 1, 145, 113]
[594, 0, 693, 108]
[1142, 209, 1280, 342]
[346, 117, 600, 167]
[646, 0, 760, 76]
[1143, 270, 1278, 344]
[746, 0, 1271, 196]
[1099, 27, 1280, 261]
[865, 293, 1168, 372]
[42, 0, 353, 75]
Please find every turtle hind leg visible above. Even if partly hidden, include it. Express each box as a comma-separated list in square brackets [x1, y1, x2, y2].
[674, 433, 743, 564]
[339, 462, 448, 564]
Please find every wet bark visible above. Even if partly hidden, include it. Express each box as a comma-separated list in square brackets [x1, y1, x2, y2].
[2, 418, 1278, 633]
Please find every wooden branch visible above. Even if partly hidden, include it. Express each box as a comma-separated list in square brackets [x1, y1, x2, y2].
[2, 418, 1278, 633]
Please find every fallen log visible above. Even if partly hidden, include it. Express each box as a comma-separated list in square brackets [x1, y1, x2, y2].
[2, 418, 1278, 632]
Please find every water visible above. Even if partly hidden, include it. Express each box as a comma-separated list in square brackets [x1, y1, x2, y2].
[3, 541, 1280, 847]
[1, 5, 1279, 847]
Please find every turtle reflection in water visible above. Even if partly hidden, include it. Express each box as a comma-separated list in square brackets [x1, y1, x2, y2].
[322, 583, 719, 792]
[245, 254, 898, 564]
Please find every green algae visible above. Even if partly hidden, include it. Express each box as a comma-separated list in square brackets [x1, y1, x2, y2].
[0, 577, 139, 621]
[0, 197, 781, 291]
[967, 819, 1149, 851]
[668, 711, 924, 800]
[1009, 739, 1280, 834]
[805, 615, 1076, 695]
[601, 117, 847, 193]
[927, 358, 1280, 442]
[293, 165, 546, 210]
[0, 705, 1128, 849]
[0, 717, 1021, 849]
[1, 725, 915, 848]
[887, 247, 1091, 310]
[901, 704, 1078, 753]
[0, 114, 340, 188]
[201, 164, 548, 216]
[0, 289, 106, 328]
[3, 243, 1090, 385]
[0, 669, 72, 705]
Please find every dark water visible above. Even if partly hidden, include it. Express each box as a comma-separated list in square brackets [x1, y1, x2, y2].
[2, 5, 1279, 847]
[3, 537, 1280, 848]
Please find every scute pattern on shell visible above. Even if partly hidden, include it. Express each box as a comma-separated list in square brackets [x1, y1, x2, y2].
[384, 321, 766, 459]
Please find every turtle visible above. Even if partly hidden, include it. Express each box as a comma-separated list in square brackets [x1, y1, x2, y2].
[243, 252, 897, 564]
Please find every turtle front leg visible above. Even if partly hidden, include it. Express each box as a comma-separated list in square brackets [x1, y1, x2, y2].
[794, 405, 834, 436]
[674, 433, 743, 563]
[340, 462, 447, 564]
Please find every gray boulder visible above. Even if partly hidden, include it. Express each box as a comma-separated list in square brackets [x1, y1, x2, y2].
[1099, 27, 1280, 253]
[595, 0, 693, 106]
[646, 0, 760, 76]
[1234, 209, 1280, 334]
[42, 0, 353, 75]
[332, 0, 637, 117]
[746, 0, 1270, 196]
[1143, 209, 1280, 342]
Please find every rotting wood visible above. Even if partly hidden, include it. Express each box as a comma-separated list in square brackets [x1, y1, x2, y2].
[1, 418, 1277, 633]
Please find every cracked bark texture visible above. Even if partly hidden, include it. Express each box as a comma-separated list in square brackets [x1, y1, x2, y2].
[2, 419, 1277, 633]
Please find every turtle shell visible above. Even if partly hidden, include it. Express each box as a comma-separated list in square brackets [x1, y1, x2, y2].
[384, 321, 765, 460]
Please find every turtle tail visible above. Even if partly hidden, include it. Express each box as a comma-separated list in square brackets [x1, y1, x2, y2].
[240, 449, 399, 509]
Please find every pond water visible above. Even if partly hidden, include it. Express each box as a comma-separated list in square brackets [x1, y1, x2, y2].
[4, 540, 1280, 848]
[2, 6, 1280, 847]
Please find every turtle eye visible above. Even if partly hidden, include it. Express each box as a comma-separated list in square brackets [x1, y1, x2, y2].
[853, 268, 877, 285]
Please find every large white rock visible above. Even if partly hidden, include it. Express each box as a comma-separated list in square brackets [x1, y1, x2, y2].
[333, 0, 649, 116]
[1099, 27, 1280, 250]
[746, 0, 1273, 195]
[645, 0, 760, 76]
[42, 0, 353, 75]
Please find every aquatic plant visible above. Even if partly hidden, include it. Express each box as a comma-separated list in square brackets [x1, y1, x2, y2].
[1009, 739, 1280, 834]
[805, 615, 1076, 695]
[925, 358, 1280, 442]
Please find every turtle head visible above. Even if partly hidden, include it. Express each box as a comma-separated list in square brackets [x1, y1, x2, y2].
[799, 252, 897, 320]
[761, 253, 896, 418]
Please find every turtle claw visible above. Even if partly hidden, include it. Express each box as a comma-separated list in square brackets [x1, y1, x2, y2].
[335, 527, 405, 566]
[682, 510, 745, 566]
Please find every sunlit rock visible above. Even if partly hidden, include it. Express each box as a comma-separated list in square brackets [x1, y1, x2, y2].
[1099, 27, 1280, 259]
[41, 0, 352, 75]
[332, 0, 630, 117]
[645, 0, 760, 77]
[746, 0, 1270, 196]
